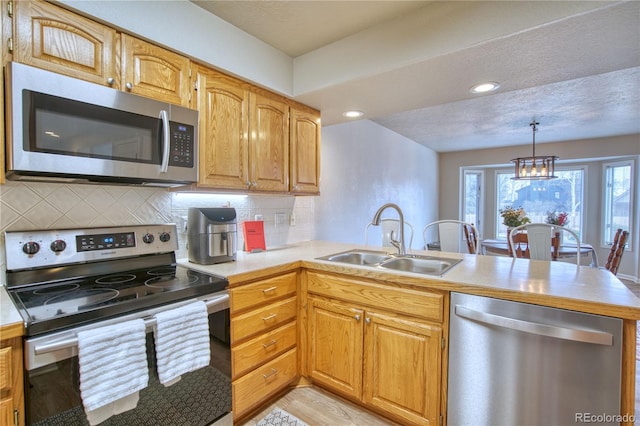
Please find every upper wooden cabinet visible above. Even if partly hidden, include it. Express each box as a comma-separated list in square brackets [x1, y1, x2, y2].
[120, 34, 191, 107]
[195, 66, 250, 190]
[13, 0, 118, 87]
[12, 0, 192, 106]
[290, 107, 321, 194]
[195, 64, 291, 193]
[249, 91, 289, 192]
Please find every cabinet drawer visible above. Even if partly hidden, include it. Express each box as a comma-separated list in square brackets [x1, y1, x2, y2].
[0, 347, 11, 392]
[307, 272, 444, 322]
[230, 272, 297, 313]
[232, 321, 297, 379]
[231, 297, 297, 342]
[233, 348, 298, 418]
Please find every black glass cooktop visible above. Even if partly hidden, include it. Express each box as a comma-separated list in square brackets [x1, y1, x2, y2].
[9, 264, 228, 336]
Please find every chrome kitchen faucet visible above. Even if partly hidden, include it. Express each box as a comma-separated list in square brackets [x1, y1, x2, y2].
[371, 203, 406, 256]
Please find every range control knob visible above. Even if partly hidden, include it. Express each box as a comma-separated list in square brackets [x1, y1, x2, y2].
[142, 233, 155, 244]
[159, 232, 171, 243]
[22, 241, 40, 255]
[50, 239, 67, 253]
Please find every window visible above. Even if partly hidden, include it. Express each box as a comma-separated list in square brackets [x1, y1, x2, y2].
[462, 170, 483, 235]
[496, 168, 585, 240]
[602, 160, 633, 248]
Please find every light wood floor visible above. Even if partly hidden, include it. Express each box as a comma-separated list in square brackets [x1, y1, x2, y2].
[239, 386, 399, 426]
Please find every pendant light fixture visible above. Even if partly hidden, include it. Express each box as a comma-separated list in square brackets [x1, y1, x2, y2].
[511, 121, 558, 180]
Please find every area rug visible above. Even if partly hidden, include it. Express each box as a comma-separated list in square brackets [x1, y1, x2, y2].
[257, 407, 309, 426]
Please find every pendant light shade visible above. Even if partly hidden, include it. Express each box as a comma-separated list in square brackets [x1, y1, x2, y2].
[511, 121, 558, 180]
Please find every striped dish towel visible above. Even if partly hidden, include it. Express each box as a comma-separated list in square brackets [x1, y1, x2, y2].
[77, 319, 148, 425]
[153, 300, 211, 386]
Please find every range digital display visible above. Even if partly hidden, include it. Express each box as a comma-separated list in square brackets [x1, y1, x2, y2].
[76, 232, 136, 252]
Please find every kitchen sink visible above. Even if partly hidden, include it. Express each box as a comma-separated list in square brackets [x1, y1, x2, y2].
[317, 250, 462, 276]
[319, 250, 393, 265]
[377, 255, 462, 275]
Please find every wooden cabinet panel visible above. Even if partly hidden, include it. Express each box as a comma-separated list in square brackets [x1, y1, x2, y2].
[233, 348, 298, 418]
[195, 66, 249, 189]
[14, 0, 118, 87]
[0, 336, 24, 426]
[231, 296, 297, 342]
[232, 321, 297, 379]
[249, 92, 289, 192]
[308, 297, 364, 399]
[364, 311, 442, 426]
[230, 271, 297, 313]
[290, 107, 321, 194]
[121, 34, 191, 106]
[307, 271, 444, 322]
[0, 347, 10, 392]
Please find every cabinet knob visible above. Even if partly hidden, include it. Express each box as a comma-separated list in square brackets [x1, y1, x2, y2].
[126, 82, 133, 90]
[365, 317, 371, 324]
[355, 314, 361, 321]
[106, 77, 115, 86]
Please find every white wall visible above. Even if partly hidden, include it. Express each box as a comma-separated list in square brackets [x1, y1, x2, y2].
[314, 120, 438, 249]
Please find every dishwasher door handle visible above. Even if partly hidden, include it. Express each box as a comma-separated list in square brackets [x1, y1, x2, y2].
[454, 305, 614, 346]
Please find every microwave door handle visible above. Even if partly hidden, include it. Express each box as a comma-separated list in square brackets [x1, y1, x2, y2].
[159, 110, 170, 173]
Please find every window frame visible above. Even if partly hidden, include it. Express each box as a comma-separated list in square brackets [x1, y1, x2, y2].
[601, 159, 634, 250]
[494, 166, 586, 241]
[460, 169, 484, 239]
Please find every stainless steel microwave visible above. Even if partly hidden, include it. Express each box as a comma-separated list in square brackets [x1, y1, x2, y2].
[4, 62, 198, 186]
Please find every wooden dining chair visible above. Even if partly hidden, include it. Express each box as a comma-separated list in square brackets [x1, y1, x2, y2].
[423, 220, 479, 254]
[603, 228, 629, 275]
[509, 223, 581, 264]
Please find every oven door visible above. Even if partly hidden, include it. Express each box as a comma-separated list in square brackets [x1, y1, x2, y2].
[5, 61, 197, 185]
[23, 293, 231, 426]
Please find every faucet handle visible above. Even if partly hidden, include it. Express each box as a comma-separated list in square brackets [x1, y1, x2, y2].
[389, 230, 401, 254]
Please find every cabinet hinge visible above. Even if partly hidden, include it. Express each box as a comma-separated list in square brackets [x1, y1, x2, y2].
[13, 409, 19, 426]
[441, 336, 446, 349]
[194, 80, 199, 91]
[7, 37, 13, 53]
[7, 1, 13, 18]
[439, 414, 443, 426]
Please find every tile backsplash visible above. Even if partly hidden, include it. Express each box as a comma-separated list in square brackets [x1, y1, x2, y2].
[0, 181, 316, 274]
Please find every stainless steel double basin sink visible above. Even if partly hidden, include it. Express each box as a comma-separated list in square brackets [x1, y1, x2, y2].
[316, 249, 462, 276]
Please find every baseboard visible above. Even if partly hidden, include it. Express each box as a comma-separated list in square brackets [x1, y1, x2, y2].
[617, 273, 639, 284]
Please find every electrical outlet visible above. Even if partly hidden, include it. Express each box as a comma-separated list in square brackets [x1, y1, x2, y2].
[289, 213, 296, 226]
[275, 212, 286, 225]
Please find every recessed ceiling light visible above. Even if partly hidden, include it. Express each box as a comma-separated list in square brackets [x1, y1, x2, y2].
[342, 110, 364, 118]
[470, 82, 500, 94]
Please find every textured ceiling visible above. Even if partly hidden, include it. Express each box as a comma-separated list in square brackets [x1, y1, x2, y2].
[191, 1, 640, 153]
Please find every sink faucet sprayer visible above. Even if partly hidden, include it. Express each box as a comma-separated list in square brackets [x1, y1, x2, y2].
[371, 203, 406, 256]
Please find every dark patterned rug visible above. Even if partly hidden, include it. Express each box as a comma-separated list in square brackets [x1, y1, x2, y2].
[33, 366, 231, 426]
[256, 407, 309, 426]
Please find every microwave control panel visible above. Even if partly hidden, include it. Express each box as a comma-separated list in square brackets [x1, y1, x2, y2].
[169, 122, 195, 168]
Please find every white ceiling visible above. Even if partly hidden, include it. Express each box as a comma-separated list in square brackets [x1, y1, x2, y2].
[192, 1, 640, 153]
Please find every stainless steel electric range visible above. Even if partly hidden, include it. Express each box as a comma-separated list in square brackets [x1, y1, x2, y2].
[4, 224, 232, 426]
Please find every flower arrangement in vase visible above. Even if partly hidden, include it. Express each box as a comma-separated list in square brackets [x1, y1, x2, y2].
[500, 206, 531, 228]
[546, 211, 569, 226]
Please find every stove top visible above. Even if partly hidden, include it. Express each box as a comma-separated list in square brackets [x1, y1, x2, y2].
[4, 224, 228, 336]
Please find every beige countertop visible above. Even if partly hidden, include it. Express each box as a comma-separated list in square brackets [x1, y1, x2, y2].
[2, 240, 639, 331]
[179, 240, 640, 320]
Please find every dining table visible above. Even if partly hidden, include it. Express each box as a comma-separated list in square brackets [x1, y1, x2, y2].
[480, 239, 599, 267]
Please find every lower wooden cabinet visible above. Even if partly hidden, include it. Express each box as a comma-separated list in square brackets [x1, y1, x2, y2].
[305, 272, 444, 426]
[229, 272, 299, 421]
[0, 335, 24, 426]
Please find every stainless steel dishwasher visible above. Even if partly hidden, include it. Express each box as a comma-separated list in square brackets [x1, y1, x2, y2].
[447, 292, 623, 426]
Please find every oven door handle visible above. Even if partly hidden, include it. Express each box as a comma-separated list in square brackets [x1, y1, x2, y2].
[34, 293, 230, 356]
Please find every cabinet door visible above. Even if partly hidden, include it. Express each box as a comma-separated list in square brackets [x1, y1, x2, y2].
[290, 107, 321, 194]
[249, 92, 289, 192]
[363, 311, 442, 426]
[121, 34, 191, 106]
[14, 0, 118, 87]
[195, 66, 249, 189]
[308, 298, 363, 399]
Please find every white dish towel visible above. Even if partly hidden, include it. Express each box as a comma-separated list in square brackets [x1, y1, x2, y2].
[77, 319, 149, 426]
[153, 300, 211, 386]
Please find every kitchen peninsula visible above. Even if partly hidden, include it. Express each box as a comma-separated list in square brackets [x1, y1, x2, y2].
[179, 240, 640, 426]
